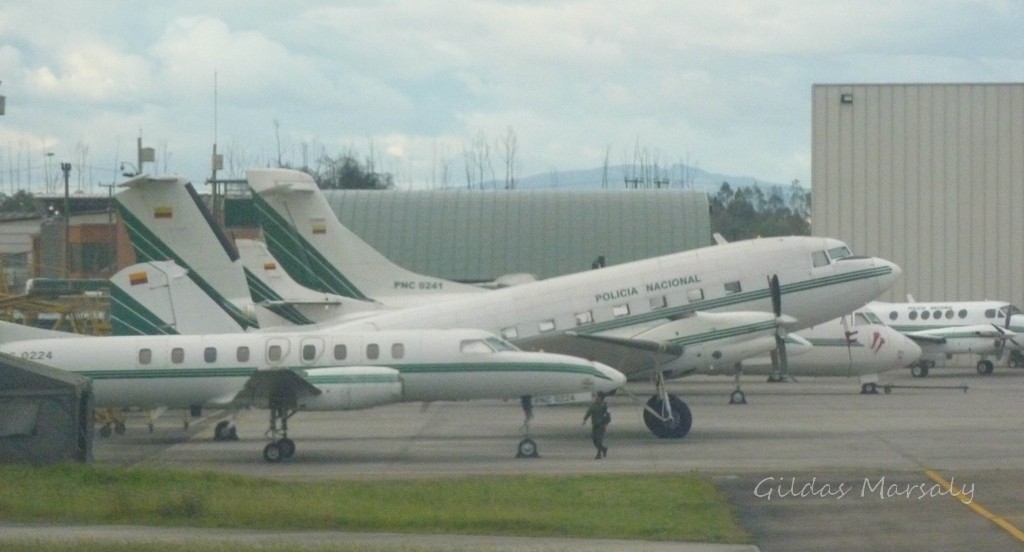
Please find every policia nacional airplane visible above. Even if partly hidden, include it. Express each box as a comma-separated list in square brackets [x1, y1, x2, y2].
[114, 170, 901, 439]
[865, 299, 1022, 377]
[0, 314, 624, 462]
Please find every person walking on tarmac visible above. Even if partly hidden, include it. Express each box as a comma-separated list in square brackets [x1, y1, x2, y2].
[583, 391, 611, 459]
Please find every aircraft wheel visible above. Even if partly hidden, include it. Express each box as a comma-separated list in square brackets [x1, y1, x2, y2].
[976, 360, 994, 375]
[643, 395, 692, 439]
[910, 365, 929, 378]
[278, 438, 296, 458]
[99, 424, 112, 438]
[263, 442, 284, 463]
[861, 382, 879, 394]
[766, 374, 782, 383]
[516, 438, 539, 458]
[729, 390, 747, 405]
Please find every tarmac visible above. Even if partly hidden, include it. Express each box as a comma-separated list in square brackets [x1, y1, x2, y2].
[5, 366, 1024, 551]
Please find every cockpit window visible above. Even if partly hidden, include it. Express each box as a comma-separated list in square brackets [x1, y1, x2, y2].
[854, 312, 883, 325]
[461, 339, 494, 354]
[828, 246, 852, 260]
[485, 337, 517, 352]
[812, 251, 830, 267]
[999, 305, 1022, 318]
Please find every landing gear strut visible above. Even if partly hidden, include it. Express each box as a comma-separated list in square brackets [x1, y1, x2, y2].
[642, 373, 693, 438]
[516, 395, 539, 458]
[263, 406, 297, 463]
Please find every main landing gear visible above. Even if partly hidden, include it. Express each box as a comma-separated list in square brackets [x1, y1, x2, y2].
[516, 395, 539, 458]
[641, 372, 693, 438]
[263, 406, 297, 463]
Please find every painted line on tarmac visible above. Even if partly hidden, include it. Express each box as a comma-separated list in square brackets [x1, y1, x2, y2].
[925, 469, 1024, 543]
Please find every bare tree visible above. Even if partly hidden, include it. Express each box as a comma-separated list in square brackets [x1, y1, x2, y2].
[498, 126, 518, 189]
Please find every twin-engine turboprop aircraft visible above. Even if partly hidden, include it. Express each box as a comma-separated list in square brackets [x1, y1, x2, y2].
[0, 320, 623, 461]
[864, 299, 1022, 377]
[112, 170, 902, 440]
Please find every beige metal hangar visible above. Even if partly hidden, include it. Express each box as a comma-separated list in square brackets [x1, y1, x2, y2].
[322, 189, 712, 283]
[811, 83, 1024, 303]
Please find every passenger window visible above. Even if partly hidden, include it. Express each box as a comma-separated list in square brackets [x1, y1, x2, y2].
[612, 304, 630, 317]
[909, 312, 918, 320]
[171, 347, 184, 364]
[138, 348, 152, 365]
[268, 345, 282, 362]
[302, 344, 316, 361]
[237, 346, 250, 362]
[921, 311, 930, 320]
[724, 281, 742, 295]
[985, 309, 996, 319]
[204, 347, 217, 363]
[958, 309, 967, 319]
[501, 326, 519, 339]
[333, 344, 347, 360]
[945, 310, 954, 319]
[575, 311, 593, 325]
[391, 343, 405, 359]
[367, 343, 380, 360]
[812, 251, 830, 267]
[889, 311, 898, 321]
[538, 320, 556, 333]
[650, 296, 667, 310]
[688, 288, 705, 302]
[932, 310, 942, 320]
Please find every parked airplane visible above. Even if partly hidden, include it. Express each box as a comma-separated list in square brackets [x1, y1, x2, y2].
[118, 170, 901, 438]
[0, 319, 624, 461]
[735, 310, 922, 395]
[864, 299, 1022, 377]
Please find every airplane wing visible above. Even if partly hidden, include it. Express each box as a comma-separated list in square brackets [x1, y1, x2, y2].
[231, 368, 322, 410]
[903, 324, 1014, 345]
[514, 311, 782, 379]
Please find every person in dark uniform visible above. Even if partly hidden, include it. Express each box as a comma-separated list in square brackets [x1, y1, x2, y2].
[582, 391, 610, 459]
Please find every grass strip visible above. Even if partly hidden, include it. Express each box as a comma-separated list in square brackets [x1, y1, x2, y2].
[0, 464, 750, 543]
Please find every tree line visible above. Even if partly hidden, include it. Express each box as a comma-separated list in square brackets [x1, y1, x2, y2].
[708, 181, 811, 240]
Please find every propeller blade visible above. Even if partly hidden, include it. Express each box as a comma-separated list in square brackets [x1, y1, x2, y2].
[768, 274, 782, 318]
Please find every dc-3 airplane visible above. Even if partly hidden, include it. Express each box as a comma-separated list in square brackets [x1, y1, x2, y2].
[114, 169, 902, 439]
[0, 302, 624, 461]
[864, 299, 1023, 377]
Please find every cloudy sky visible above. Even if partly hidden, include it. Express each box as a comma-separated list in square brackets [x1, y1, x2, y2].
[1, 1, 1022, 194]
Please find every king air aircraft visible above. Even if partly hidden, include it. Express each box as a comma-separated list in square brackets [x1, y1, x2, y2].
[116, 170, 901, 438]
[0, 268, 625, 461]
[864, 299, 1023, 377]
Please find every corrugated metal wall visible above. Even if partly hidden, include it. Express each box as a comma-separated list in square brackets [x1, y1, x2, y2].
[812, 83, 1024, 303]
[324, 190, 711, 282]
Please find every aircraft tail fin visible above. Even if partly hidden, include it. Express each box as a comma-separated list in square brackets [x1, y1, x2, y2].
[109, 261, 245, 335]
[114, 174, 259, 330]
[245, 168, 483, 301]
[236, 238, 379, 324]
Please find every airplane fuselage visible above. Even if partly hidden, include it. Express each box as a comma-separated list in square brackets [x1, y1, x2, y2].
[0, 328, 624, 410]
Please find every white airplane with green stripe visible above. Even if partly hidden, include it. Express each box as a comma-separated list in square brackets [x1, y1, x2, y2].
[0, 321, 624, 462]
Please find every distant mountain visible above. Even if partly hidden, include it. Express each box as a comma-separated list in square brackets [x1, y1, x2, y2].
[490, 164, 790, 194]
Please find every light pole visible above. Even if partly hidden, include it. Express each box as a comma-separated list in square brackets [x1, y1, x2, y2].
[60, 162, 71, 276]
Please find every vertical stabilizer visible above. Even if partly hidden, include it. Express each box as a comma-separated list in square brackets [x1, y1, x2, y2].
[246, 168, 485, 303]
[115, 175, 258, 329]
[109, 262, 244, 335]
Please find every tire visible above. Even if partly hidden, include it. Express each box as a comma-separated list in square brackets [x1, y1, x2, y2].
[516, 438, 539, 458]
[861, 383, 878, 394]
[278, 438, 296, 458]
[729, 390, 746, 404]
[263, 442, 283, 463]
[643, 395, 693, 438]
[214, 421, 231, 441]
[911, 364, 929, 378]
[977, 360, 994, 375]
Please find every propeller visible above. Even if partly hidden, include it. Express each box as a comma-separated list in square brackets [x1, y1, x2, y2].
[840, 314, 858, 378]
[768, 274, 793, 382]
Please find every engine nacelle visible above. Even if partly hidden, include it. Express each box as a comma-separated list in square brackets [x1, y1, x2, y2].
[296, 366, 403, 411]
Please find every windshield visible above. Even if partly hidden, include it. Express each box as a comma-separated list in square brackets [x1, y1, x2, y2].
[828, 245, 853, 260]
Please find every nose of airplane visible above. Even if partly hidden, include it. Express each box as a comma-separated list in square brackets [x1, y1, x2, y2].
[875, 258, 902, 292]
[592, 361, 627, 392]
